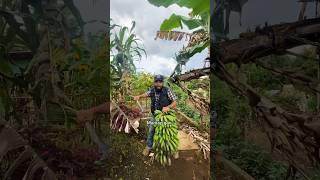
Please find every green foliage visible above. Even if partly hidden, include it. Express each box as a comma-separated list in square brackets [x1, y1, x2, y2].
[0, 0, 88, 126]
[160, 13, 203, 31]
[222, 141, 287, 179]
[244, 63, 285, 90]
[212, 75, 241, 128]
[179, 103, 201, 121]
[213, 73, 287, 179]
[168, 82, 201, 121]
[60, 35, 109, 107]
[34, 34, 110, 128]
[126, 75, 204, 122]
[215, 129, 287, 179]
[309, 168, 320, 180]
[148, 0, 210, 34]
[110, 21, 146, 75]
[176, 40, 209, 65]
[129, 73, 153, 95]
[0, 0, 84, 52]
[244, 50, 318, 91]
[147, 0, 210, 16]
[307, 95, 317, 113]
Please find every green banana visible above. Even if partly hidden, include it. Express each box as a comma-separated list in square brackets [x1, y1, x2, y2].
[152, 110, 179, 166]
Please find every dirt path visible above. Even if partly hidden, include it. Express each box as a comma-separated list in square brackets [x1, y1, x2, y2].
[104, 127, 209, 180]
[177, 130, 199, 150]
[145, 130, 209, 180]
[147, 150, 209, 180]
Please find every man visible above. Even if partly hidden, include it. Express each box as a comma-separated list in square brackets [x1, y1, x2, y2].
[133, 74, 178, 156]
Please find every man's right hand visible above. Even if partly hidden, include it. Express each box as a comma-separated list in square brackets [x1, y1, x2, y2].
[133, 96, 140, 101]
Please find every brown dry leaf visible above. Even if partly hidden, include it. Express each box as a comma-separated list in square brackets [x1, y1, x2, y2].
[155, 31, 191, 42]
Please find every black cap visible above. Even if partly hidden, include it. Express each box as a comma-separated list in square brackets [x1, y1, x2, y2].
[154, 74, 164, 82]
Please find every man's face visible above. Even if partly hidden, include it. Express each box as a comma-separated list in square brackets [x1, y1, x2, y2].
[154, 80, 163, 90]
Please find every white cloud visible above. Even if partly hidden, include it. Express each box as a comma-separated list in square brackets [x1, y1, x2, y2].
[136, 55, 177, 76]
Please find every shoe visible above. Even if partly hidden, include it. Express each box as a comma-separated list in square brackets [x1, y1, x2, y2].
[173, 151, 179, 159]
[143, 147, 151, 156]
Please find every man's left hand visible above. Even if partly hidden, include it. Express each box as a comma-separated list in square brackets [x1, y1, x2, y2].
[162, 106, 170, 113]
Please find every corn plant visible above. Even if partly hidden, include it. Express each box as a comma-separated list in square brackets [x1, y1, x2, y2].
[110, 21, 146, 101]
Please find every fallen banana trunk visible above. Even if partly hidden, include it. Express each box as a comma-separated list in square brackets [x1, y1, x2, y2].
[180, 124, 210, 159]
[174, 67, 210, 82]
[0, 121, 57, 179]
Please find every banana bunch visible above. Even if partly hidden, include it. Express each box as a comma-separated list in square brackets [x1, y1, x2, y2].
[153, 110, 179, 166]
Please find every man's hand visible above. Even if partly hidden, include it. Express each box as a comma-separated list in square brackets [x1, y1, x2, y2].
[133, 96, 140, 101]
[162, 106, 170, 113]
[76, 108, 96, 125]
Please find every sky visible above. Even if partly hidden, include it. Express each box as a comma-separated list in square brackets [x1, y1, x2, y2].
[74, 0, 317, 75]
[110, 0, 207, 76]
[73, 0, 208, 76]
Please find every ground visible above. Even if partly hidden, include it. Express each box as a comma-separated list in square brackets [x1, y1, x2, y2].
[103, 122, 210, 180]
[7, 110, 209, 179]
